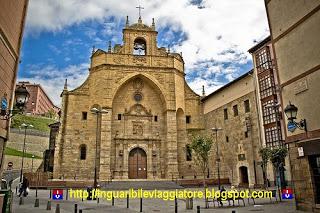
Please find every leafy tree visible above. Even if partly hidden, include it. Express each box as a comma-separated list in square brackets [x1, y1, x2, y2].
[190, 134, 213, 208]
[259, 147, 271, 188]
[190, 135, 213, 186]
[44, 109, 56, 119]
[269, 147, 287, 167]
[270, 147, 287, 190]
[259, 146, 287, 189]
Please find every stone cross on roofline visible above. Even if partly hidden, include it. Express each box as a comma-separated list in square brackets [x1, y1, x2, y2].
[136, 3, 144, 20]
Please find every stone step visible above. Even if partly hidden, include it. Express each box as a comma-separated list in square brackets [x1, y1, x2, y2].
[99, 180, 184, 190]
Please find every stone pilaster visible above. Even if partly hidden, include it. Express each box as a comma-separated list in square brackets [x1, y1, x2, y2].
[98, 109, 112, 180]
[166, 110, 179, 178]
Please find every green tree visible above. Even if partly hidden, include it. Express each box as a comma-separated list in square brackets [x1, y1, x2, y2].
[190, 134, 213, 208]
[270, 147, 287, 190]
[190, 135, 213, 186]
[44, 109, 56, 119]
[259, 147, 271, 188]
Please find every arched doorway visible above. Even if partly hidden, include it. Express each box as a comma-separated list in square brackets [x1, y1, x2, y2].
[128, 148, 147, 179]
[239, 166, 249, 185]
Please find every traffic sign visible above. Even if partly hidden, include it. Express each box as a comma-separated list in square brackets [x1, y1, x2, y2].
[52, 189, 63, 200]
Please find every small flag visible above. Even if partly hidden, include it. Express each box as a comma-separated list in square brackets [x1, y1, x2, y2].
[52, 189, 63, 200]
[282, 189, 293, 199]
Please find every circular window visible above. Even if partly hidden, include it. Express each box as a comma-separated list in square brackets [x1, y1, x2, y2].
[134, 93, 143, 102]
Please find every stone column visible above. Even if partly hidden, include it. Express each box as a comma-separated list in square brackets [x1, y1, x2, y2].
[147, 142, 153, 178]
[166, 110, 179, 178]
[123, 142, 128, 178]
[99, 109, 112, 181]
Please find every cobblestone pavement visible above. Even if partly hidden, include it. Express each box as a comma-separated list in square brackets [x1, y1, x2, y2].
[12, 187, 312, 213]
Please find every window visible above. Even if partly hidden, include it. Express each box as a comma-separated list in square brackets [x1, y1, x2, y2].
[133, 38, 146, 55]
[154, 116, 158, 122]
[186, 144, 192, 161]
[118, 114, 122, 120]
[256, 47, 272, 73]
[259, 74, 276, 99]
[226, 136, 229, 143]
[224, 108, 228, 120]
[186, 115, 191, 124]
[80, 144, 87, 160]
[245, 131, 248, 138]
[262, 100, 278, 125]
[233, 105, 238, 116]
[244, 100, 250, 113]
[82, 112, 87, 120]
[265, 126, 282, 147]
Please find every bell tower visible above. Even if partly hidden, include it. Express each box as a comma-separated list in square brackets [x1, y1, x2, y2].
[122, 16, 158, 56]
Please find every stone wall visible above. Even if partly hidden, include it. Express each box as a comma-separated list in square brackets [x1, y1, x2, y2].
[7, 128, 49, 157]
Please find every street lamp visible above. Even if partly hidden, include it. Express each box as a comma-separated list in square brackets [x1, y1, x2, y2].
[31, 155, 35, 172]
[20, 123, 33, 182]
[15, 84, 30, 109]
[211, 127, 222, 190]
[284, 102, 307, 132]
[91, 107, 108, 189]
[1, 84, 30, 120]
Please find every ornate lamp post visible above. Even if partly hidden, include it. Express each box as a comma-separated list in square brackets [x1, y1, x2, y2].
[211, 127, 223, 190]
[91, 107, 108, 189]
[31, 155, 35, 172]
[284, 102, 307, 132]
[20, 123, 33, 182]
[1, 84, 30, 120]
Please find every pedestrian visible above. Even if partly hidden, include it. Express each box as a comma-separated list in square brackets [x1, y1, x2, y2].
[218, 185, 226, 206]
[19, 177, 29, 197]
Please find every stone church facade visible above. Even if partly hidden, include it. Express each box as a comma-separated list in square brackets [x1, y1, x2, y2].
[53, 18, 264, 187]
[53, 18, 204, 180]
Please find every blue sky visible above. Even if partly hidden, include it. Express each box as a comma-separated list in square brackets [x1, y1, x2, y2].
[18, 0, 269, 106]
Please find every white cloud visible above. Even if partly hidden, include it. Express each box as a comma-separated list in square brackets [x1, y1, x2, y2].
[25, 0, 269, 97]
[19, 63, 89, 106]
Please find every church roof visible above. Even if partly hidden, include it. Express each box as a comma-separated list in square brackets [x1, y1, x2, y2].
[126, 22, 154, 31]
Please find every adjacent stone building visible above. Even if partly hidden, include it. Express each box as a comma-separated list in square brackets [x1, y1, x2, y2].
[249, 36, 292, 187]
[202, 71, 264, 188]
[0, 0, 29, 177]
[265, 0, 320, 211]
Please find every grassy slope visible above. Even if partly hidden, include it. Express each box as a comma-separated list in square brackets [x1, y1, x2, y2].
[4, 147, 42, 159]
[10, 114, 56, 132]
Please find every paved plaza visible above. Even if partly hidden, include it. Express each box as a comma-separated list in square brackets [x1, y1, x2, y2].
[12, 187, 311, 213]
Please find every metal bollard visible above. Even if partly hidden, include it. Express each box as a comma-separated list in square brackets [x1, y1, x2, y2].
[112, 195, 114, 206]
[197, 205, 200, 213]
[175, 197, 178, 213]
[140, 198, 142, 212]
[47, 200, 51, 210]
[66, 189, 68, 200]
[97, 197, 99, 204]
[36, 188, 38, 197]
[127, 194, 129, 208]
[74, 204, 78, 213]
[34, 198, 39, 207]
[19, 197, 23, 205]
[16, 186, 18, 194]
[55, 203, 60, 213]
[49, 189, 52, 199]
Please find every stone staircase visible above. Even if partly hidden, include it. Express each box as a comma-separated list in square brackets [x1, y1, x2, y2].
[99, 180, 184, 190]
